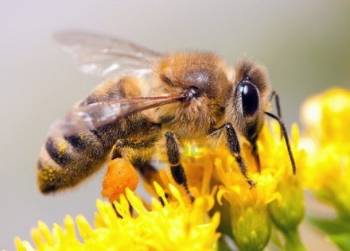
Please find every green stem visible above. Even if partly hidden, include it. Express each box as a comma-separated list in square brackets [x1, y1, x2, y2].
[218, 236, 232, 251]
[283, 228, 307, 251]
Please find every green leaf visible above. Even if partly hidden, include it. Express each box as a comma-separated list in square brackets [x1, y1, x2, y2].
[310, 217, 350, 251]
[329, 233, 350, 251]
[310, 217, 350, 235]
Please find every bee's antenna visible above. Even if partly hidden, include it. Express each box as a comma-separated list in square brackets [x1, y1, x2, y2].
[264, 112, 296, 174]
[269, 91, 282, 118]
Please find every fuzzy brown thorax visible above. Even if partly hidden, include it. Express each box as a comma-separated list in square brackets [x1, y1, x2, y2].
[154, 52, 232, 138]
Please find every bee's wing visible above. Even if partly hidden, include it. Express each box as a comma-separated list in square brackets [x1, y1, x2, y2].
[52, 94, 183, 136]
[54, 30, 163, 79]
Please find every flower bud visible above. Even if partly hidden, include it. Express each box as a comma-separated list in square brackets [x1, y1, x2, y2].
[231, 206, 271, 251]
[268, 176, 304, 233]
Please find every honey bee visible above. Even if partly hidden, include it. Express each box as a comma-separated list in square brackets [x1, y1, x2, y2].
[37, 31, 296, 195]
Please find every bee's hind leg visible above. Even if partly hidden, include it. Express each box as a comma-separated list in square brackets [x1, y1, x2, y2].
[131, 158, 160, 184]
[250, 139, 261, 173]
[165, 131, 194, 201]
[110, 144, 165, 208]
[111, 141, 161, 185]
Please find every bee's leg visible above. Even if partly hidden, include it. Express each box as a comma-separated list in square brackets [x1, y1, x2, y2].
[132, 158, 159, 183]
[111, 141, 160, 184]
[131, 158, 170, 206]
[245, 123, 261, 173]
[132, 156, 173, 205]
[250, 139, 261, 173]
[211, 123, 255, 186]
[165, 131, 193, 200]
[111, 146, 122, 160]
[111, 203, 123, 218]
[110, 143, 165, 207]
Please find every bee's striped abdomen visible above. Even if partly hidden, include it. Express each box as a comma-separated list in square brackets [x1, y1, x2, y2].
[38, 127, 109, 193]
[37, 77, 158, 194]
[45, 137, 72, 166]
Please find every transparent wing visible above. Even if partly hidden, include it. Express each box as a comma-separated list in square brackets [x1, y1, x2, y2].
[50, 94, 184, 136]
[54, 30, 163, 78]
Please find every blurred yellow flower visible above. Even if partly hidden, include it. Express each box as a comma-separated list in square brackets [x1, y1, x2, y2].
[15, 184, 220, 251]
[302, 87, 350, 143]
[302, 88, 350, 215]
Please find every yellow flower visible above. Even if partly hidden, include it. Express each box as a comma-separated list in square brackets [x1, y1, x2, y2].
[16, 111, 306, 251]
[15, 184, 220, 251]
[302, 87, 350, 143]
[216, 123, 305, 251]
[301, 88, 350, 215]
[148, 120, 305, 251]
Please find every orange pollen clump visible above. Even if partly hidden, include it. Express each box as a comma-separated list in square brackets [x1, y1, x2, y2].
[101, 159, 139, 202]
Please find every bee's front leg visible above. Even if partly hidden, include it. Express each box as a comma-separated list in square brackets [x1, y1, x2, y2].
[250, 139, 261, 173]
[210, 123, 255, 187]
[165, 131, 194, 201]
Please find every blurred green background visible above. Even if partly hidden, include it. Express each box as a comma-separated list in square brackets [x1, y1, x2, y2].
[1, 1, 349, 250]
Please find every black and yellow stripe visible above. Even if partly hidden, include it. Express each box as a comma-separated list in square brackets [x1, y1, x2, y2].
[37, 77, 161, 194]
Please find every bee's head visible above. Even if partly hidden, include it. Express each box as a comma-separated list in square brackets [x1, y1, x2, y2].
[228, 59, 271, 141]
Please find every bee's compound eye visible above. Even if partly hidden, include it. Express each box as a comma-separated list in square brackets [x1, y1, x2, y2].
[238, 80, 260, 116]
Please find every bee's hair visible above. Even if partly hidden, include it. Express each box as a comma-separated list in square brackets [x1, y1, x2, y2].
[235, 59, 270, 96]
